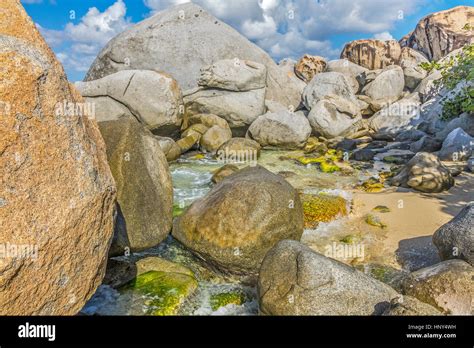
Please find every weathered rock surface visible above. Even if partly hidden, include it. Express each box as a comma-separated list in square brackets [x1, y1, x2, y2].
[258, 240, 398, 315]
[400, 6, 474, 61]
[401, 260, 473, 315]
[0, 0, 116, 315]
[217, 138, 261, 160]
[99, 119, 173, 254]
[303, 72, 357, 110]
[247, 110, 312, 149]
[184, 113, 230, 130]
[391, 152, 454, 193]
[419, 80, 473, 134]
[409, 135, 442, 153]
[399, 47, 430, 68]
[172, 166, 304, 275]
[294, 54, 327, 83]
[200, 125, 232, 153]
[340, 39, 402, 70]
[369, 94, 422, 139]
[184, 87, 266, 135]
[198, 59, 267, 91]
[435, 113, 474, 140]
[76, 70, 184, 136]
[85, 3, 302, 109]
[155, 136, 181, 162]
[433, 202, 474, 266]
[325, 59, 367, 94]
[308, 95, 363, 139]
[211, 164, 240, 184]
[362, 66, 405, 104]
[382, 296, 443, 316]
[438, 127, 474, 161]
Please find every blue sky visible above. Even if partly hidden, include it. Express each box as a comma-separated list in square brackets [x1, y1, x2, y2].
[21, 0, 473, 82]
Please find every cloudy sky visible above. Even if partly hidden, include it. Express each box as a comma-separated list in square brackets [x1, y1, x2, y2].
[22, 0, 468, 81]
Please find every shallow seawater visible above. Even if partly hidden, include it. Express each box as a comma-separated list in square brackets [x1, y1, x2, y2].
[83, 149, 393, 316]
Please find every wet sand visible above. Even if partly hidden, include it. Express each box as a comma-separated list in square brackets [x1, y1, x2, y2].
[351, 172, 474, 271]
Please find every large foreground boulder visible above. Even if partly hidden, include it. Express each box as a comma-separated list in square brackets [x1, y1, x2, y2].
[258, 241, 398, 315]
[340, 39, 402, 70]
[0, 0, 116, 314]
[401, 260, 473, 315]
[401, 6, 474, 61]
[172, 166, 304, 275]
[246, 110, 311, 149]
[391, 153, 454, 193]
[433, 202, 474, 266]
[85, 3, 302, 109]
[99, 119, 173, 255]
[75, 70, 184, 136]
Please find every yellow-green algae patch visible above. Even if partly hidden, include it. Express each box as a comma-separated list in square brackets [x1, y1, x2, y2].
[122, 271, 198, 316]
[210, 292, 246, 311]
[372, 205, 391, 213]
[294, 149, 346, 173]
[301, 193, 348, 228]
[365, 213, 387, 229]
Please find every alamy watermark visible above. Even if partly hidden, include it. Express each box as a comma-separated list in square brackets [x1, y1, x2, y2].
[324, 242, 365, 261]
[55, 100, 96, 119]
[0, 243, 39, 260]
[216, 148, 258, 167]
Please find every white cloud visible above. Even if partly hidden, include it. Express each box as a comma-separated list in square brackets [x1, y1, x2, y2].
[373, 31, 395, 41]
[37, 0, 132, 79]
[143, 0, 423, 61]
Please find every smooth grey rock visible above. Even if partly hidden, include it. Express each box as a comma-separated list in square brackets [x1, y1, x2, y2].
[85, 3, 302, 109]
[438, 127, 474, 161]
[362, 65, 405, 104]
[198, 59, 267, 91]
[76, 70, 184, 135]
[303, 72, 357, 110]
[258, 240, 398, 315]
[183, 87, 266, 134]
[247, 110, 311, 149]
[409, 136, 442, 153]
[403, 66, 427, 90]
[369, 94, 422, 139]
[435, 113, 474, 140]
[401, 260, 474, 315]
[307, 95, 362, 139]
[395, 129, 427, 142]
[351, 148, 376, 161]
[433, 202, 474, 266]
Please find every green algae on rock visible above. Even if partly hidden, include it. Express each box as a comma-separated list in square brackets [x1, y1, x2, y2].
[210, 291, 247, 311]
[372, 205, 391, 213]
[365, 213, 387, 229]
[122, 270, 198, 316]
[340, 234, 362, 244]
[301, 193, 348, 228]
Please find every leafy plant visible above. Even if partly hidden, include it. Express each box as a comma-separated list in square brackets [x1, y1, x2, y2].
[420, 44, 474, 121]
